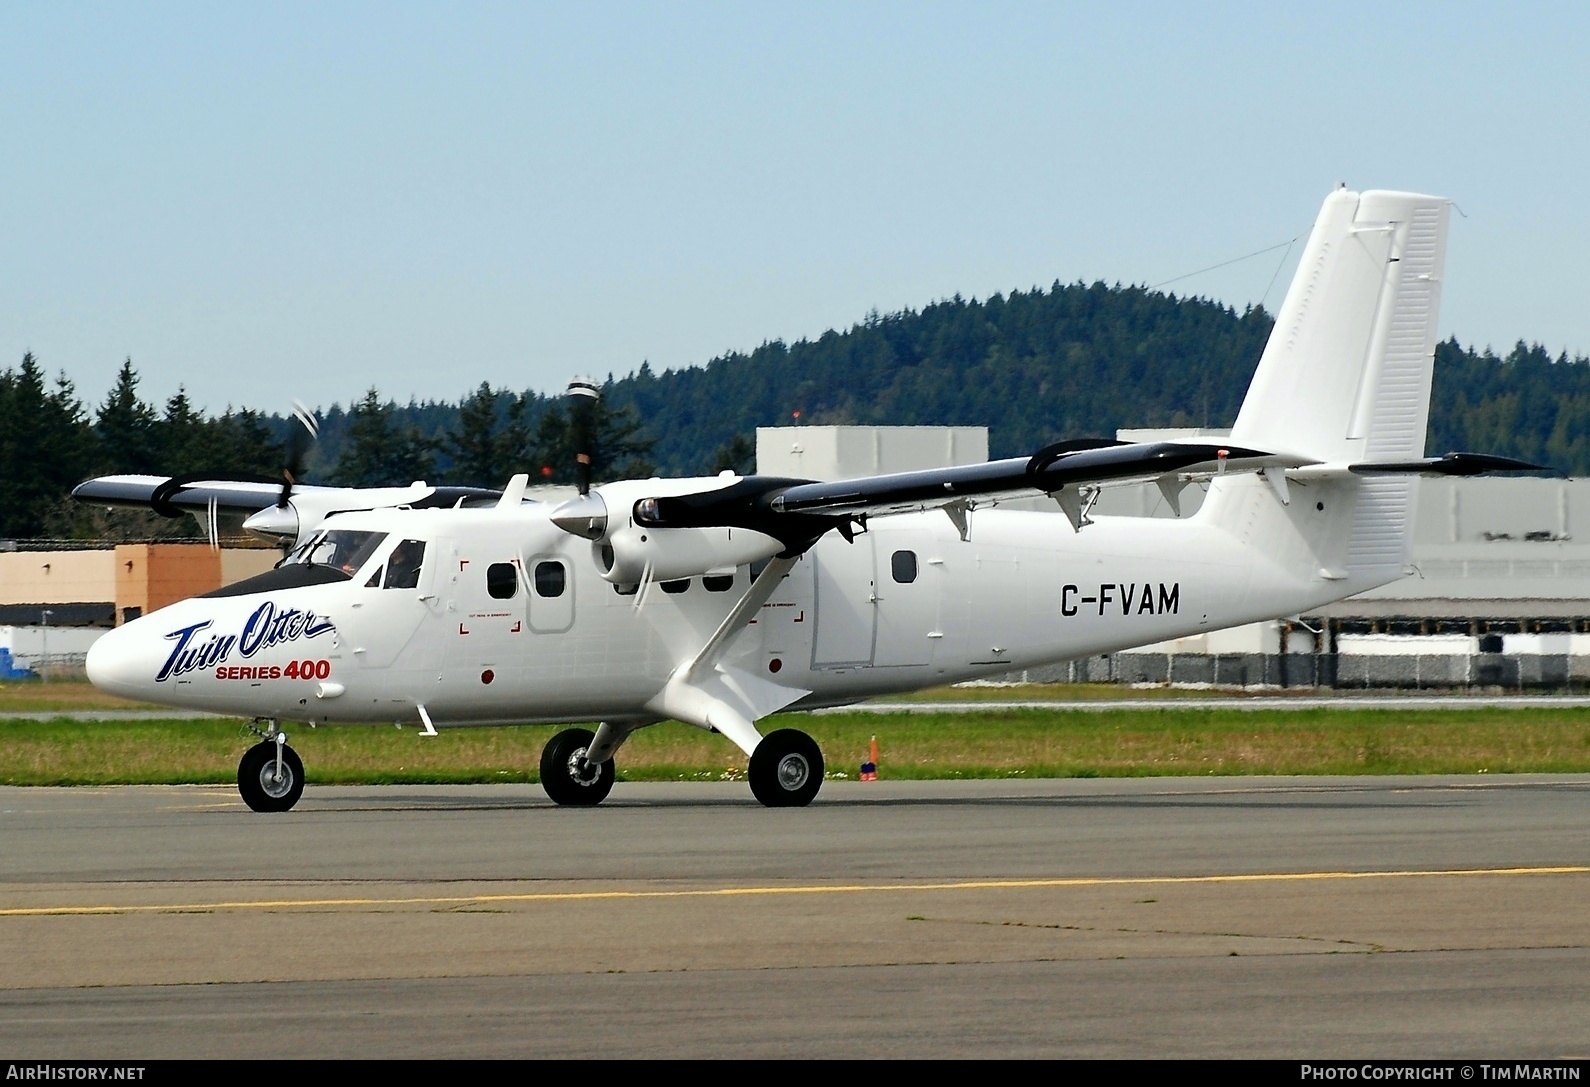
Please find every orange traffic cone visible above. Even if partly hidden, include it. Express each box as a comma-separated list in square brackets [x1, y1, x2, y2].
[860, 735, 879, 781]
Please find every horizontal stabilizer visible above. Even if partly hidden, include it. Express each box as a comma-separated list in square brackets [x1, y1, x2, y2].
[1349, 452, 1548, 476]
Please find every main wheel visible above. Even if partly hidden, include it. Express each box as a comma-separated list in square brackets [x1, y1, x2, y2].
[539, 728, 616, 806]
[748, 728, 824, 808]
[237, 741, 305, 813]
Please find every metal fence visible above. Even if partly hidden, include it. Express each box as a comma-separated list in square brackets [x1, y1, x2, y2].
[997, 652, 1590, 691]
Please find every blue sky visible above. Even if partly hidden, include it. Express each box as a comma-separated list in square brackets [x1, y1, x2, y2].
[3, 2, 1586, 414]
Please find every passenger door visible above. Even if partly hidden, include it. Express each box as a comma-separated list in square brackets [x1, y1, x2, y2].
[811, 536, 876, 667]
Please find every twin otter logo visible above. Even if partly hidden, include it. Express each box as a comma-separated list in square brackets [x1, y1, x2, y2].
[157, 601, 336, 683]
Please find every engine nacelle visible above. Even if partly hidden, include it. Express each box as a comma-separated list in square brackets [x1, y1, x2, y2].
[593, 524, 783, 585]
[550, 476, 790, 584]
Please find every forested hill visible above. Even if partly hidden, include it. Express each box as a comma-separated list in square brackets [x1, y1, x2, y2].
[3, 280, 1587, 540]
[604, 282, 1588, 473]
[612, 284, 1274, 467]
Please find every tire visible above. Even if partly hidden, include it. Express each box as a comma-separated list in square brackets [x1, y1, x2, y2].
[748, 728, 824, 808]
[237, 741, 305, 813]
[539, 728, 616, 806]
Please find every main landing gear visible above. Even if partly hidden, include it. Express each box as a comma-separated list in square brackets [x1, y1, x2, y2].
[237, 723, 305, 813]
[748, 728, 824, 807]
[537, 724, 824, 809]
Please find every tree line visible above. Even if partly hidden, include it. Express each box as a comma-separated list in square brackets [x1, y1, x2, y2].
[0, 358, 657, 539]
[4, 279, 1586, 540]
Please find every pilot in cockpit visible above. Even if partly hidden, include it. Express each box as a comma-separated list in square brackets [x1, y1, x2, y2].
[383, 539, 427, 589]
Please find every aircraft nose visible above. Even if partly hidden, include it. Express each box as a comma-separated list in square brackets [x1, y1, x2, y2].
[86, 624, 153, 699]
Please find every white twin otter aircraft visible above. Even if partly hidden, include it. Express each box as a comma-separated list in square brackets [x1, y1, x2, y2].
[77, 188, 1537, 812]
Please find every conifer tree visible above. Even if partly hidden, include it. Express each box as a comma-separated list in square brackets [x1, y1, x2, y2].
[332, 387, 437, 487]
[0, 354, 95, 537]
[95, 359, 161, 474]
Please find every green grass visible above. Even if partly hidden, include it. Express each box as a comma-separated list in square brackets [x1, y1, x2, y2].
[0, 678, 1324, 715]
[3, 705, 1590, 785]
[0, 679, 162, 712]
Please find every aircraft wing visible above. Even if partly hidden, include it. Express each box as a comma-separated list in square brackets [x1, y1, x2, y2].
[763, 440, 1292, 517]
[72, 474, 505, 539]
[629, 439, 1304, 546]
[73, 474, 285, 517]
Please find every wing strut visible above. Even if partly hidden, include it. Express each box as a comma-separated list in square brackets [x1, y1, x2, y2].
[682, 555, 798, 684]
[644, 555, 810, 756]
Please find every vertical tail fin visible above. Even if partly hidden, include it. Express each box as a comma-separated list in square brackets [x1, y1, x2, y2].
[1231, 188, 1450, 464]
[1206, 188, 1452, 591]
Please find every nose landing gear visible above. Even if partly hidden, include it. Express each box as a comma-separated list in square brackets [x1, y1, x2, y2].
[539, 727, 616, 806]
[238, 724, 305, 813]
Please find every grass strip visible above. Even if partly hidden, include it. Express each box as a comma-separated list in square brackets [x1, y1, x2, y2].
[0, 680, 163, 713]
[3, 706, 1590, 785]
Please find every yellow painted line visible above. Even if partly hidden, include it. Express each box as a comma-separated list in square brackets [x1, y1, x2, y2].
[1, 865, 1587, 918]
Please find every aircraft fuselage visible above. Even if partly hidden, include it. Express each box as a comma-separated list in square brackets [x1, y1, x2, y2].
[88, 491, 1361, 728]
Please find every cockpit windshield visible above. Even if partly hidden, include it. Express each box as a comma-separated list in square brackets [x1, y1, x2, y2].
[284, 530, 389, 576]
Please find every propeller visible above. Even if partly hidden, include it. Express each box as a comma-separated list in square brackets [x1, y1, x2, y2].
[279, 400, 321, 509]
[565, 379, 599, 497]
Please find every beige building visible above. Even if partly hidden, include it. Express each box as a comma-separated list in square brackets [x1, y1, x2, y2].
[0, 544, 278, 628]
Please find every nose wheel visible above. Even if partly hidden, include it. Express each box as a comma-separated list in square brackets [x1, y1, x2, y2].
[539, 728, 616, 806]
[238, 737, 305, 812]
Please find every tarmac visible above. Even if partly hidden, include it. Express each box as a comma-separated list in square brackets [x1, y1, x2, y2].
[1, 775, 1586, 1057]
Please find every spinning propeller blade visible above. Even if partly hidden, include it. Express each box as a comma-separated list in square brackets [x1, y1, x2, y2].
[566, 379, 599, 497]
[279, 400, 321, 508]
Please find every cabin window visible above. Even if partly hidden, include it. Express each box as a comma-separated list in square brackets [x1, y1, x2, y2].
[660, 579, 690, 594]
[487, 562, 519, 599]
[613, 582, 638, 596]
[891, 550, 918, 584]
[534, 560, 566, 598]
[383, 540, 427, 589]
[703, 574, 734, 592]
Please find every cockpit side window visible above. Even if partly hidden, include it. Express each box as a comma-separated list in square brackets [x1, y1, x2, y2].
[383, 540, 427, 589]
